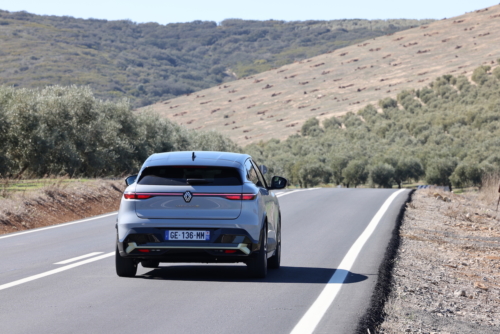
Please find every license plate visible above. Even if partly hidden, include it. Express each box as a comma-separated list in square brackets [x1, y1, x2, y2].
[165, 230, 210, 241]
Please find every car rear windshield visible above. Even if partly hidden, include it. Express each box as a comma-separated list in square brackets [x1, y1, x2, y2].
[138, 166, 243, 186]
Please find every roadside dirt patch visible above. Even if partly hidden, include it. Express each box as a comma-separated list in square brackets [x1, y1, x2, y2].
[378, 189, 500, 333]
[0, 180, 125, 235]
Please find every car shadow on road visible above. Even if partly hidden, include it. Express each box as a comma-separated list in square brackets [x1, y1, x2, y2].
[138, 265, 369, 284]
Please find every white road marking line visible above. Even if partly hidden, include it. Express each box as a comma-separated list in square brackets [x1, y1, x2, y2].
[0, 212, 117, 240]
[276, 188, 318, 198]
[0, 252, 114, 292]
[290, 189, 406, 334]
[54, 252, 104, 265]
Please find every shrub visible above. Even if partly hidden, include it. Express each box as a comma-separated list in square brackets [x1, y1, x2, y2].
[301, 117, 322, 136]
[450, 163, 483, 189]
[298, 162, 332, 188]
[471, 65, 491, 85]
[425, 158, 458, 191]
[370, 163, 395, 188]
[379, 97, 398, 110]
[394, 157, 424, 188]
[342, 160, 368, 188]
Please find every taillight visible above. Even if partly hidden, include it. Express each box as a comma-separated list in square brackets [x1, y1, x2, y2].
[223, 194, 242, 200]
[138, 249, 150, 253]
[241, 194, 257, 200]
[221, 194, 256, 200]
[123, 193, 153, 200]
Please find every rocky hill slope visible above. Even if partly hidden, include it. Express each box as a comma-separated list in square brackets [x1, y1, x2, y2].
[0, 10, 427, 107]
[143, 5, 500, 145]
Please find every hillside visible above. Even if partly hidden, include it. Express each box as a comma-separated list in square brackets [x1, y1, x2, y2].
[245, 65, 500, 189]
[0, 10, 430, 107]
[144, 5, 500, 145]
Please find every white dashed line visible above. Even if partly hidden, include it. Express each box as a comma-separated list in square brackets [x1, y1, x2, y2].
[0, 252, 114, 292]
[54, 252, 104, 265]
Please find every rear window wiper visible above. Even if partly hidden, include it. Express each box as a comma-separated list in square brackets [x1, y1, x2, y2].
[186, 179, 212, 185]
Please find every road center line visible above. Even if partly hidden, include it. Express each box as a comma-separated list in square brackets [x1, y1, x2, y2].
[0, 212, 117, 240]
[0, 252, 114, 292]
[54, 252, 104, 265]
[290, 189, 406, 334]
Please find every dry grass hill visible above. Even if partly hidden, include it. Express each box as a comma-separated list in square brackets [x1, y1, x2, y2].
[142, 5, 500, 146]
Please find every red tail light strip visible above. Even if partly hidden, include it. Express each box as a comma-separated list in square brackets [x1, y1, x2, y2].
[123, 192, 183, 199]
[124, 193, 256, 200]
[192, 193, 257, 200]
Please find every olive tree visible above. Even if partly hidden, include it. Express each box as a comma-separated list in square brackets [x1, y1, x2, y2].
[394, 157, 424, 188]
[425, 158, 458, 191]
[450, 163, 483, 189]
[370, 163, 395, 188]
[342, 160, 368, 188]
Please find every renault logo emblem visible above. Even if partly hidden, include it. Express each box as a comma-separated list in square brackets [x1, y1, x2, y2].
[183, 191, 193, 203]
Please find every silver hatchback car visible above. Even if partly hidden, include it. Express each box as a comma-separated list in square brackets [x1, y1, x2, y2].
[115, 151, 287, 278]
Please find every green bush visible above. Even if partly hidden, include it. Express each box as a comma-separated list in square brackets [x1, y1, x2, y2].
[301, 117, 322, 137]
[471, 65, 491, 85]
[342, 160, 368, 188]
[493, 67, 500, 80]
[450, 163, 483, 189]
[425, 158, 458, 191]
[370, 163, 395, 188]
[394, 157, 424, 188]
[379, 97, 398, 110]
[0, 85, 239, 177]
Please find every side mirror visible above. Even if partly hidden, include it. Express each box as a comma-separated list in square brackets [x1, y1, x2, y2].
[259, 165, 268, 175]
[269, 176, 287, 190]
[125, 175, 138, 186]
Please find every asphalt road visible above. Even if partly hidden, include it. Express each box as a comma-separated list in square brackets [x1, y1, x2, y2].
[0, 188, 410, 334]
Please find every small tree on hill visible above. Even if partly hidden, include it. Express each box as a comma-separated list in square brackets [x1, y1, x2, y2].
[301, 117, 323, 137]
[370, 163, 395, 188]
[394, 157, 424, 188]
[330, 154, 350, 185]
[342, 160, 368, 188]
[298, 162, 332, 188]
[425, 158, 458, 191]
[450, 163, 483, 189]
[471, 65, 491, 85]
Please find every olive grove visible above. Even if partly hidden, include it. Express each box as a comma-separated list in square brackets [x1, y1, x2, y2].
[247, 65, 500, 188]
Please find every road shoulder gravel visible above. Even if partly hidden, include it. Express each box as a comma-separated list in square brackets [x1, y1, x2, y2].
[361, 189, 500, 334]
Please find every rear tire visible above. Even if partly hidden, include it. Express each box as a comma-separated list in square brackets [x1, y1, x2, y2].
[247, 227, 268, 278]
[268, 220, 281, 269]
[115, 247, 137, 277]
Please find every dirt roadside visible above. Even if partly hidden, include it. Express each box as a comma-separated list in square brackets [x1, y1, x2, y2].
[369, 188, 500, 333]
[0, 180, 125, 235]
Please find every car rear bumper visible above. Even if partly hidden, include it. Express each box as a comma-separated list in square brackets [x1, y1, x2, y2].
[117, 227, 262, 263]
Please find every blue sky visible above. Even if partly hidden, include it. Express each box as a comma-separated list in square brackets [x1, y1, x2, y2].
[0, 0, 497, 24]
